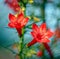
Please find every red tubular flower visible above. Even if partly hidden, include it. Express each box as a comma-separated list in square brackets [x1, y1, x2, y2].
[27, 23, 54, 58]
[5, 0, 20, 12]
[8, 13, 29, 36]
[55, 28, 60, 38]
[43, 43, 53, 58]
[37, 51, 43, 57]
[27, 23, 53, 47]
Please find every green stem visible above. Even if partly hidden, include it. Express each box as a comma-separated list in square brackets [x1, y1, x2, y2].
[19, 28, 25, 59]
[41, 0, 47, 23]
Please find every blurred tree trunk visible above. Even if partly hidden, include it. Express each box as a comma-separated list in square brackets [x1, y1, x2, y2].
[41, 0, 47, 23]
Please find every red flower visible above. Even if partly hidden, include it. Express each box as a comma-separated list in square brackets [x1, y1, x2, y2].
[43, 43, 53, 58]
[37, 51, 43, 57]
[5, 0, 20, 12]
[15, 54, 20, 59]
[55, 28, 60, 38]
[8, 13, 29, 35]
[27, 23, 53, 47]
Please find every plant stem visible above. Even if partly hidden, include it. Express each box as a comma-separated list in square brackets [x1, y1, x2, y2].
[19, 28, 24, 59]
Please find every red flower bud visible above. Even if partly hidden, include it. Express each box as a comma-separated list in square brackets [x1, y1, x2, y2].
[37, 51, 43, 57]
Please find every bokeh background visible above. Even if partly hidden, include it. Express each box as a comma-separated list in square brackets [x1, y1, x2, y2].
[0, 0, 60, 59]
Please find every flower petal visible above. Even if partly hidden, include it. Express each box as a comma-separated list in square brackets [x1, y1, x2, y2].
[39, 23, 46, 33]
[17, 13, 24, 23]
[15, 23, 21, 28]
[9, 13, 16, 22]
[27, 38, 37, 47]
[5, 0, 20, 12]
[13, 6, 20, 12]
[32, 24, 39, 34]
[21, 17, 29, 27]
[46, 29, 53, 38]
[31, 31, 36, 38]
[8, 22, 15, 28]
[41, 38, 50, 43]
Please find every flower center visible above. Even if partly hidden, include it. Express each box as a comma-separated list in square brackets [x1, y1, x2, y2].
[37, 33, 42, 40]
[14, 22, 21, 28]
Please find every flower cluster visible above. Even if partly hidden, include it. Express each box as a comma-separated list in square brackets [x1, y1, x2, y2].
[5, 0, 20, 12]
[7, 0, 54, 58]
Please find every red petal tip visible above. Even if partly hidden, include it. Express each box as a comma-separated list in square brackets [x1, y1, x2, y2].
[9, 13, 13, 19]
